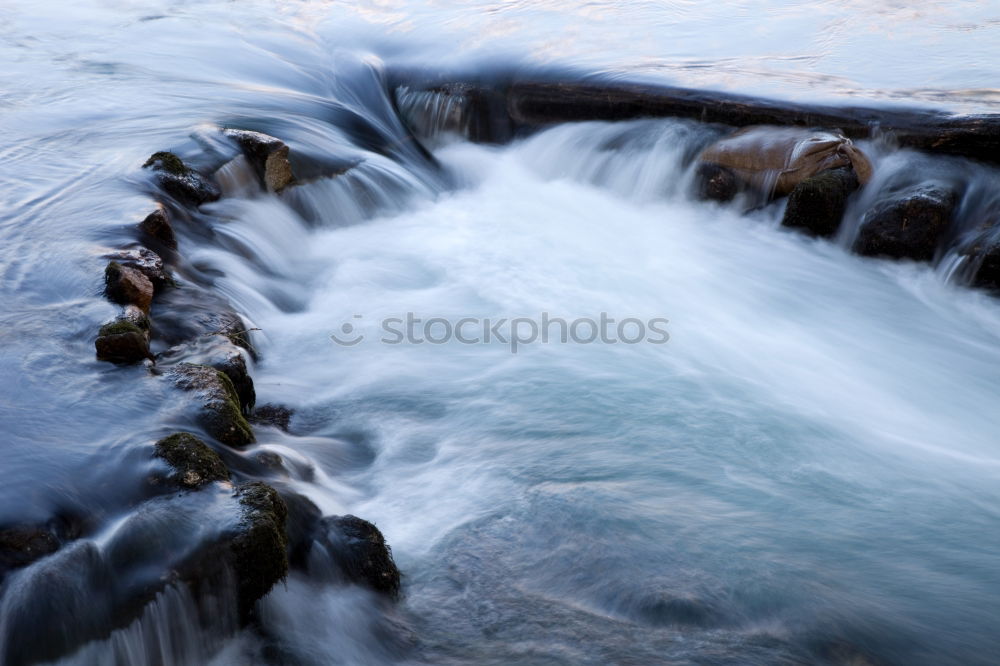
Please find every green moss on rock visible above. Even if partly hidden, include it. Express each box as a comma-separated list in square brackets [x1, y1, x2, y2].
[153, 433, 229, 488]
[232, 482, 288, 618]
[143, 151, 189, 175]
[98, 320, 143, 337]
[170, 363, 255, 448]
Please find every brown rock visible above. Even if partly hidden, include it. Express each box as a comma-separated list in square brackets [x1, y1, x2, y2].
[104, 261, 153, 312]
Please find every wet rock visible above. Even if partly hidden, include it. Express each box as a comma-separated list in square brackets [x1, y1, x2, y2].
[853, 186, 958, 261]
[223, 129, 296, 192]
[104, 247, 172, 289]
[170, 363, 255, 448]
[697, 126, 873, 198]
[209, 346, 255, 415]
[781, 166, 859, 237]
[153, 433, 230, 489]
[251, 404, 293, 432]
[0, 525, 59, 576]
[317, 515, 400, 599]
[122, 304, 151, 332]
[694, 163, 741, 203]
[232, 481, 289, 618]
[158, 337, 256, 415]
[138, 206, 177, 249]
[143, 151, 221, 206]
[277, 489, 321, 568]
[971, 242, 1000, 290]
[104, 261, 153, 311]
[95, 319, 152, 364]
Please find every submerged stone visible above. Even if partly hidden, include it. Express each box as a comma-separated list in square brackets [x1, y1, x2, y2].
[697, 126, 873, 198]
[153, 432, 230, 489]
[853, 185, 957, 261]
[0, 526, 59, 576]
[781, 166, 859, 237]
[251, 404, 293, 432]
[143, 151, 220, 206]
[104, 261, 153, 312]
[223, 129, 296, 192]
[169, 363, 255, 448]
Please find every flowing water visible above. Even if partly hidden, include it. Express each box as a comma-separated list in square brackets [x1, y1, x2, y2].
[2, 1, 1000, 665]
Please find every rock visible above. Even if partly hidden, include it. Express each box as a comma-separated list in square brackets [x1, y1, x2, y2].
[169, 363, 255, 448]
[693, 163, 741, 203]
[0, 526, 59, 576]
[138, 206, 177, 249]
[122, 304, 151, 332]
[157, 337, 255, 415]
[232, 482, 289, 618]
[104, 247, 172, 289]
[104, 261, 154, 312]
[251, 404, 293, 432]
[853, 186, 958, 261]
[697, 126, 873, 198]
[970, 242, 1000, 290]
[316, 515, 400, 599]
[95, 319, 151, 364]
[223, 130, 296, 192]
[781, 166, 859, 237]
[153, 433, 230, 489]
[209, 346, 255, 415]
[143, 151, 221, 206]
[0, 483, 289, 665]
[276, 489, 321, 568]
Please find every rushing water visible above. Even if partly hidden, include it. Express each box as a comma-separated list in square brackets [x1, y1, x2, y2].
[3, 1, 1000, 665]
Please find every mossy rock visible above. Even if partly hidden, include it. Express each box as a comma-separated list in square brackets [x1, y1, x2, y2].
[232, 482, 288, 618]
[781, 166, 859, 237]
[98, 320, 143, 337]
[170, 363, 255, 448]
[96, 318, 151, 364]
[319, 515, 401, 599]
[143, 151, 221, 206]
[143, 151, 189, 175]
[153, 433, 229, 488]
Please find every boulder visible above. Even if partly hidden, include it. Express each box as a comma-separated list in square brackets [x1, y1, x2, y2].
[251, 404, 293, 432]
[970, 242, 1000, 290]
[209, 346, 255, 415]
[153, 433, 230, 489]
[158, 337, 256, 415]
[697, 126, 873, 198]
[104, 261, 153, 312]
[104, 247, 172, 289]
[0, 526, 59, 577]
[138, 206, 177, 249]
[853, 186, 958, 261]
[95, 319, 151, 364]
[781, 167, 859, 237]
[223, 130, 296, 192]
[169, 363, 255, 448]
[143, 151, 220, 206]
[693, 163, 741, 203]
[0, 483, 289, 665]
[122, 304, 151, 332]
[231, 482, 289, 618]
[315, 515, 400, 599]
